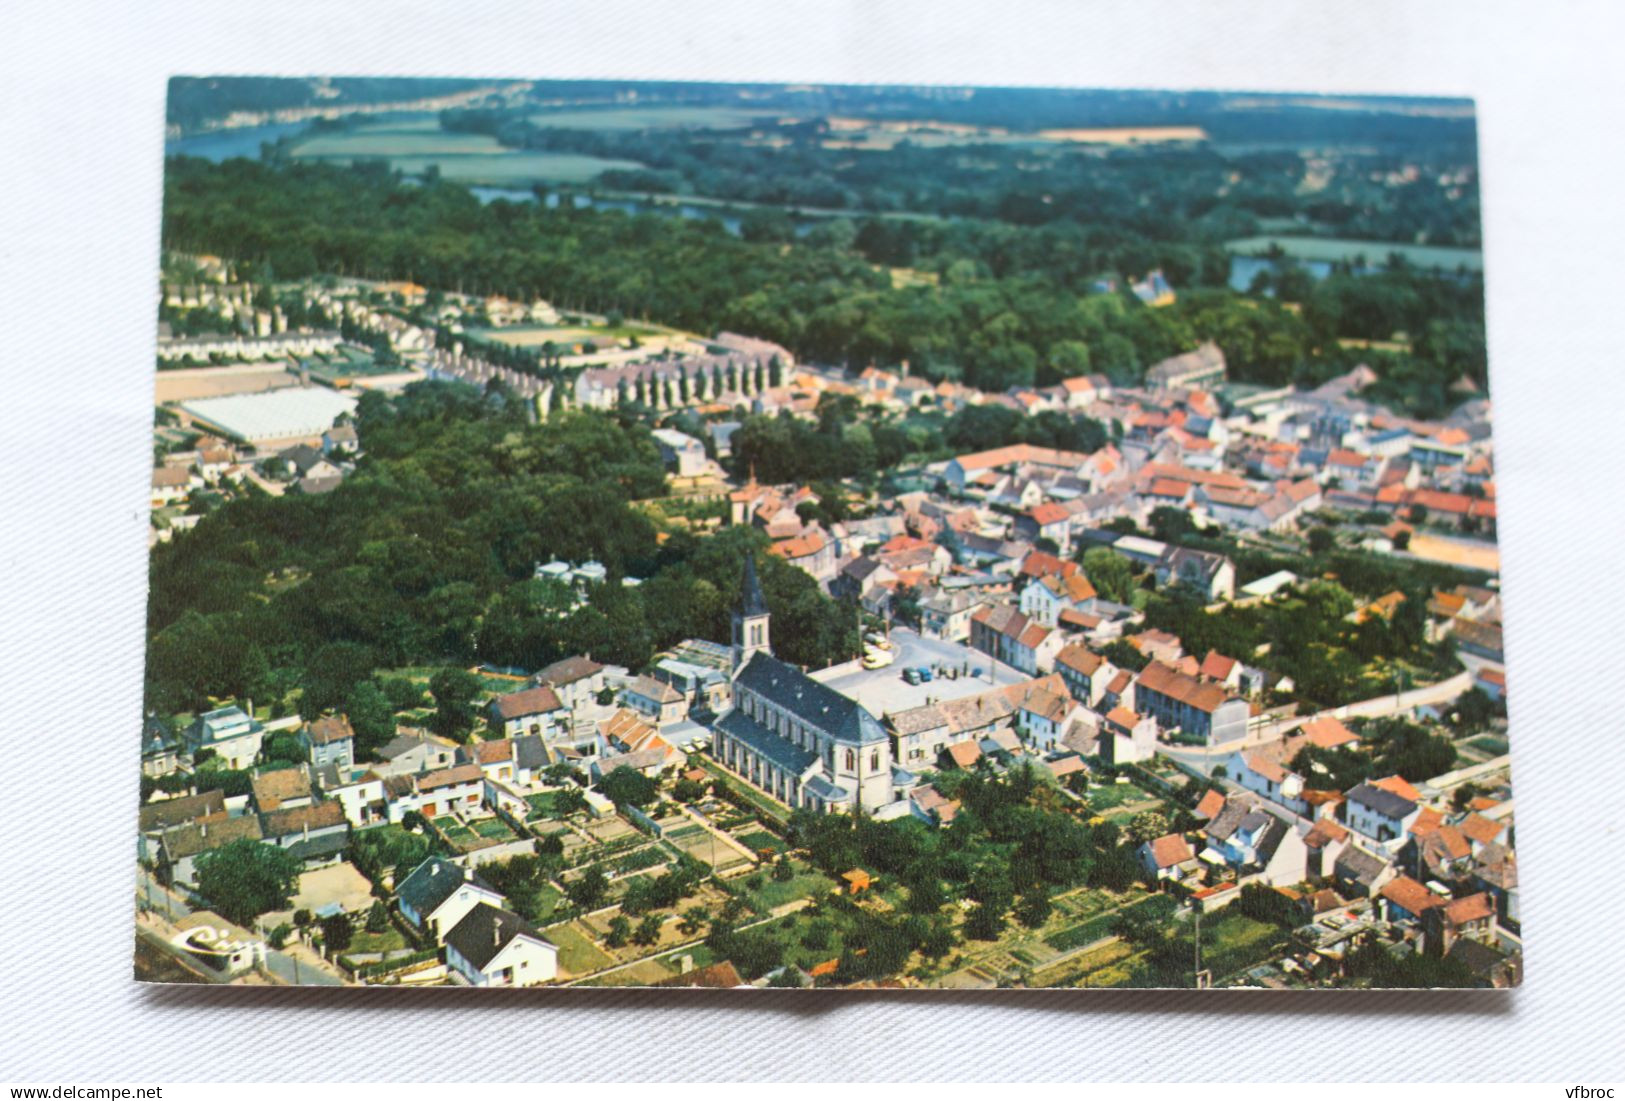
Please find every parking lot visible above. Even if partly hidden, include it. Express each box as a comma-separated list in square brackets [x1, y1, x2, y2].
[813, 627, 1033, 717]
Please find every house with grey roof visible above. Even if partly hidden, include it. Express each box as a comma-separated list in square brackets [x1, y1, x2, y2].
[395, 856, 505, 939]
[1200, 793, 1308, 887]
[184, 705, 265, 770]
[443, 902, 558, 987]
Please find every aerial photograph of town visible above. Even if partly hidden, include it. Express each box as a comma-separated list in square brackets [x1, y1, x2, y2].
[135, 75, 1515, 991]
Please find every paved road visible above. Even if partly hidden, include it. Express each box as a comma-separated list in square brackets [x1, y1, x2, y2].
[135, 866, 345, 986]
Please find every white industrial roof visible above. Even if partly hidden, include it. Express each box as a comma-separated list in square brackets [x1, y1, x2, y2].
[179, 387, 358, 443]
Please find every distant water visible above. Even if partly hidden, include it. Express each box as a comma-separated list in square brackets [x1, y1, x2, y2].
[164, 122, 312, 161]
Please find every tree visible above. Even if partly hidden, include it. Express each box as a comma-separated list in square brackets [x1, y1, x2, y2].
[604, 914, 632, 948]
[1126, 811, 1170, 845]
[1308, 527, 1337, 555]
[344, 680, 396, 757]
[678, 906, 709, 936]
[963, 900, 1008, 941]
[598, 765, 658, 808]
[1015, 887, 1053, 929]
[633, 913, 664, 946]
[1081, 547, 1137, 604]
[194, 838, 302, 927]
[427, 667, 482, 741]
[320, 911, 354, 954]
[1150, 506, 1194, 544]
[566, 866, 609, 911]
[365, 899, 389, 933]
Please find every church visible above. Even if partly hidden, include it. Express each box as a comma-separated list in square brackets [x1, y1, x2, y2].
[709, 555, 900, 814]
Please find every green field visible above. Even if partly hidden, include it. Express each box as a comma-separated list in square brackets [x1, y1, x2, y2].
[734, 830, 786, 854]
[1087, 782, 1151, 812]
[469, 817, 517, 841]
[527, 105, 784, 131]
[541, 920, 614, 976]
[1225, 235, 1483, 272]
[287, 123, 645, 185]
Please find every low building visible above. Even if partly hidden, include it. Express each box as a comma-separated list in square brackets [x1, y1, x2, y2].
[184, 706, 264, 770]
[396, 856, 505, 939]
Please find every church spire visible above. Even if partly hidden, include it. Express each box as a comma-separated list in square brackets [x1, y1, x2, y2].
[739, 553, 768, 618]
[731, 553, 771, 671]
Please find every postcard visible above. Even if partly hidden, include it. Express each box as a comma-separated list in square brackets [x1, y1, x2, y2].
[136, 77, 1515, 990]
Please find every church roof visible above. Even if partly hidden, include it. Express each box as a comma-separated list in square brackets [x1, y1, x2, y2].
[715, 709, 819, 775]
[734, 652, 887, 746]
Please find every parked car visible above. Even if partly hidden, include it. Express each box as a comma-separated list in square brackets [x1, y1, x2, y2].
[862, 649, 895, 670]
[902, 668, 921, 685]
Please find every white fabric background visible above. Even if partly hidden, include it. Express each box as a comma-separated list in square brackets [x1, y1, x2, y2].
[2, 0, 1623, 1082]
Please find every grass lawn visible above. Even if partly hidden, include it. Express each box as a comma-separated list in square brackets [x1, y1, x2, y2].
[525, 792, 562, 820]
[1202, 913, 1290, 981]
[1087, 783, 1151, 812]
[735, 829, 787, 855]
[433, 816, 476, 844]
[469, 817, 517, 841]
[347, 927, 407, 954]
[742, 864, 836, 912]
[542, 920, 614, 977]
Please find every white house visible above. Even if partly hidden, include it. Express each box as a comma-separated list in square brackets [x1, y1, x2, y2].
[489, 685, 569, 740]
[396, 856, 506, 940]
[443, 903, 558, 987]
[184, 706, 265, 770]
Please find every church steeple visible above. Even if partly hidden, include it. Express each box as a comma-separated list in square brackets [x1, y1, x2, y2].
[731, 554, 771, 672]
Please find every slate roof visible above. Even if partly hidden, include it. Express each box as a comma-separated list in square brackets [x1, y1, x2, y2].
[534, 655, 605, 687]
[1334, 845, 1389, 889]
[1346, 781, 1418, 821]
[306, 714, 355, 746]
[138, 790, 226, 833]
[396, 856, 501, 918]
[161, 814, 262, 859]
[492, 685, 565, 721]
[443, 902, 551, 972]
[1204, 792, 1261, 842]
[734, 652, 886, 746]
[260, 800, 346, 838]
[513, 734, 551, 772]
[714, 709, 818, 775]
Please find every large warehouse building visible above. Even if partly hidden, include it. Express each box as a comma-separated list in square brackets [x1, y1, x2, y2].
[176, 386, 358, 449]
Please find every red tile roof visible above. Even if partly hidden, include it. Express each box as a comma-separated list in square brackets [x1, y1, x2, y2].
[1148, 833, 1194, 868]
[1381, 875, 1444, 915]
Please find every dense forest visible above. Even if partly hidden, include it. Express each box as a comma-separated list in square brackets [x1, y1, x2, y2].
[145, 381, 859, 721]
[163, 157, 1485, 414]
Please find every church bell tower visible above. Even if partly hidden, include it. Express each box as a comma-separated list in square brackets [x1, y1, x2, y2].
[731, 554, 772, 672]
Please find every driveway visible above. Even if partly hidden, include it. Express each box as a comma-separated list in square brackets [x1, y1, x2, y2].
[812, 627, 1030, 717]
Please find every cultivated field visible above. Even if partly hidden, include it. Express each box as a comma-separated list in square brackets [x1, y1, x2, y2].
[527, 105, 784, 131]
[287, 120, 644, 185]
[1225, 235, 1483, 272]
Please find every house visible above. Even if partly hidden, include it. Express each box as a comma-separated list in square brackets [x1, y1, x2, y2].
[1302, 816, 1351, 878]
[1229, 751, 1306, 815]
[1333, 844, 1396, 899]
[371, 730, 457, 777]
[1010, 678, 1085, 754]
[768, 527, 838, 583]
[396, 856, 506, 939]
[1133, 660, 1250, 746]
[415, 764, 486, 818]
[314, 764, 388, 828]
[623, 675, 689, 727]
[650, 428, 708, 477]
[459, 738, 516, 784]
[1200, 794, 1307, 887]
[1145, 342, 1226, 391]
[1013, 503, 1074, 554]
[259, 800, 349, 868]
[909, 785, 962, 827]
[489, 685, 569, 740]
[137, 789, 227, 863]
[919, 588, 986, 642]
[1138, 833, 1196, 882]
[1474, 667, 1507, 703]
[1018, 571, 1097, 628]
[969, 604, 1063, 675]
[1154, 546, 1235, 602]
[943, 443, 1092, 494]
[183, 706, 265, 770]
[1198, 651, 1242, 691]
[321, 423, 359, 456]
[1344, 778, 1424, 848]
[150, 464, 198, 506]
[157, 815, 263, 887]
[1378, 874, 1446, 925]
[250, 766, 314, 814]
[1098, 705, 1158, 765]
[1054, 644, 1117, 707]
[301, 714, 356, 770]
[141, 716, 183, 777]
[443, 903, 558, 987]
[533, 656, 606, 712]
